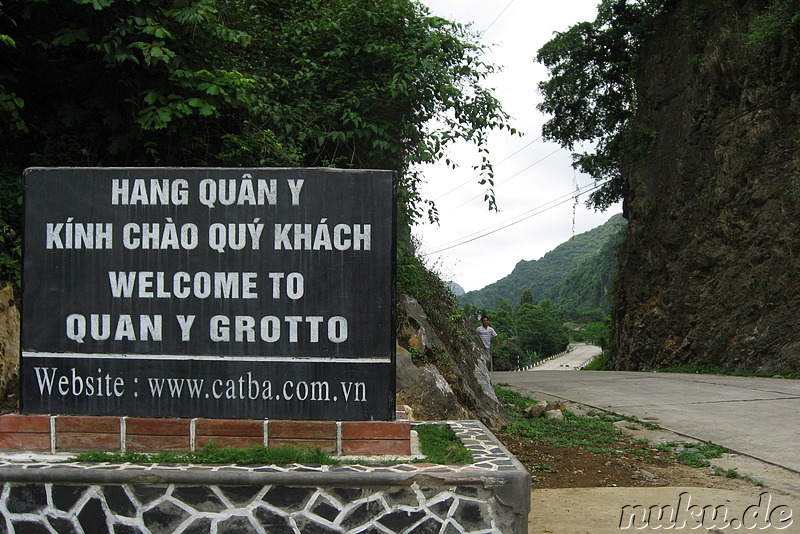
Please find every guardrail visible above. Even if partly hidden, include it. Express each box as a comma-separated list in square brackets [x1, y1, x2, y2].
[512, 347, 596, 371]
[513, 349, 570, 372]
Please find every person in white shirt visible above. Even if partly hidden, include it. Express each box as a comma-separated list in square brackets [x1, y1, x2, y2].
[476, 315, 501, 371]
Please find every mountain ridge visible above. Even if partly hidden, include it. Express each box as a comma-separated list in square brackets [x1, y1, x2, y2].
[458, 214, 625, 314]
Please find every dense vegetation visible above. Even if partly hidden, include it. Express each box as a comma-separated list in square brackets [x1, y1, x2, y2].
[455, 215, 623, 368]
[459, 213, 625, 317]
[544, 227, 623, 318]
[0, 0, 512, 289]
[397, 243, 477, 362]
[465, 291, 571, 370]
[537, 0, 800, 200]
[536, 0, 665, 210]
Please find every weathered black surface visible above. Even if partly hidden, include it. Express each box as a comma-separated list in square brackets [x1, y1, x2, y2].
[22, 167, 395, 419]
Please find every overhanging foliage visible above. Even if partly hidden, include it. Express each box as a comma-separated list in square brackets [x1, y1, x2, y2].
[0, 0, 512, 286]
[536, 0, 665, 210]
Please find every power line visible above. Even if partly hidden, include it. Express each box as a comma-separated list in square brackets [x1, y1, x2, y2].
[424, 180, 607, 255]
[433, 135, 543, 201]
[425, 85, 791, 256]
[483, 0, 515, 34]
[436, 180, 594, 247]
[421, 47, 794, 261]
[449, 147, 563, 210]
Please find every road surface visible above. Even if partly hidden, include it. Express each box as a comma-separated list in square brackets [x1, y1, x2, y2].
[495, 368, 800, 474]
[527, 343, 601, 370]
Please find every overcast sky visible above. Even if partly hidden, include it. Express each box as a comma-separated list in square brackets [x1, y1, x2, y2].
[414, 0, 622, 293]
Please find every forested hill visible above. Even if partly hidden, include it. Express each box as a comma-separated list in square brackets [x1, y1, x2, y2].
[458, 214, 624, 314]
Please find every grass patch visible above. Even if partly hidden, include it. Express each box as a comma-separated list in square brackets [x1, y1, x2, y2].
[675, 441, 726, 468]
[73, 443, 338, 466]
[586, 409, 661, 430]
[496, 386, 622, 450]
[714, 467, 740, 478]
[72, 424, 472, 466]
[495, 386, 537, 412]
[582, 351, 611, 370]
[651, 364, 799, 379]
[530, 463, 558, 473]
[587, 410, 661, 430]
[676, 450, 711, 468]
[415, 424, 472, 464]
[496, 386, 733, 471]
[655, 442, 679, 452]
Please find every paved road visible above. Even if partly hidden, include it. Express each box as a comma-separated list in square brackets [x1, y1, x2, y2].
[528, 344, 600, 370]
[495, 367, 800, 473]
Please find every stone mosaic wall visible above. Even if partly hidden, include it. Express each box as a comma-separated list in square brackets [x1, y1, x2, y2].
[0, 480, 506, 533]
[0, 421, 530, 533]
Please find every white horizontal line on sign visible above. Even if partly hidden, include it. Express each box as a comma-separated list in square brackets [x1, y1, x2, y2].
[23, 352, 392, 364]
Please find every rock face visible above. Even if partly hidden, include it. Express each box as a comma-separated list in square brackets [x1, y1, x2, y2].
[396, 295, 509, 428]
[613, 0, 800, 372]
[0, 285, 19, 402]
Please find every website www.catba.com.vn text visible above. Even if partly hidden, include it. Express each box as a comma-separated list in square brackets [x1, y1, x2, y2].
[33, 367, 367, 403]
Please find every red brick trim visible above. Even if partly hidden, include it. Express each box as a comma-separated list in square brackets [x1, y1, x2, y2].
[126, 417, 192, 452]
[343, 439, 411, 456]
[0, 408, 411, 457]
[196, 418, 265, 450]
[0, 415, 53, 452]
[56, 416, 121, 452]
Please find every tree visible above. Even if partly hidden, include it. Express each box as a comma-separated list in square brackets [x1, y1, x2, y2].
[518, 288, 536, 306]
[461, 303, 480, 323]
[484, 297, 512, 343]
[582, 320, 611, 349]
[536, 0, 664, 209]
[0, 0, 258, 283]
[477, 297, 569, 361]
[0, 0, 511, 286]
[490, 339, 525, 370]
[514, 301, 569, 357]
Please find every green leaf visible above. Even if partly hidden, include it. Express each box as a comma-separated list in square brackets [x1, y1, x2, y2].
[51, 28, 90, 46]
[157, 107, 172, 123]
[143, 91, 159, 105]
[198, 103, 215, 116]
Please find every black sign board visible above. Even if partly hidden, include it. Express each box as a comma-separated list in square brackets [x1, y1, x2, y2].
[21, 168, 395, 420]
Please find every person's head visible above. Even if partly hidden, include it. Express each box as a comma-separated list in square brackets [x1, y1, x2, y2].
[481, 315, 489, 326]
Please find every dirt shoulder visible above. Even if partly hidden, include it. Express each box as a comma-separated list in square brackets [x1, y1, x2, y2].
[529, 486, 800, 534]
[493, 399, 800, 533]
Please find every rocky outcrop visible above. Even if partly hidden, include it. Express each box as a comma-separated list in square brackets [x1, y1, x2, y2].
[0, 285, 19, 406]
[613, 0, 800, 372]
[523, 401, 567, 421]
[396, 295, 509, 428]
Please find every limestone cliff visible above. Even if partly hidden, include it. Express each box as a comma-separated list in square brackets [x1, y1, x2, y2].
[395, 295, 509, 428]
[613, 0, 800, 372]
[0, 285, 19, 407]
